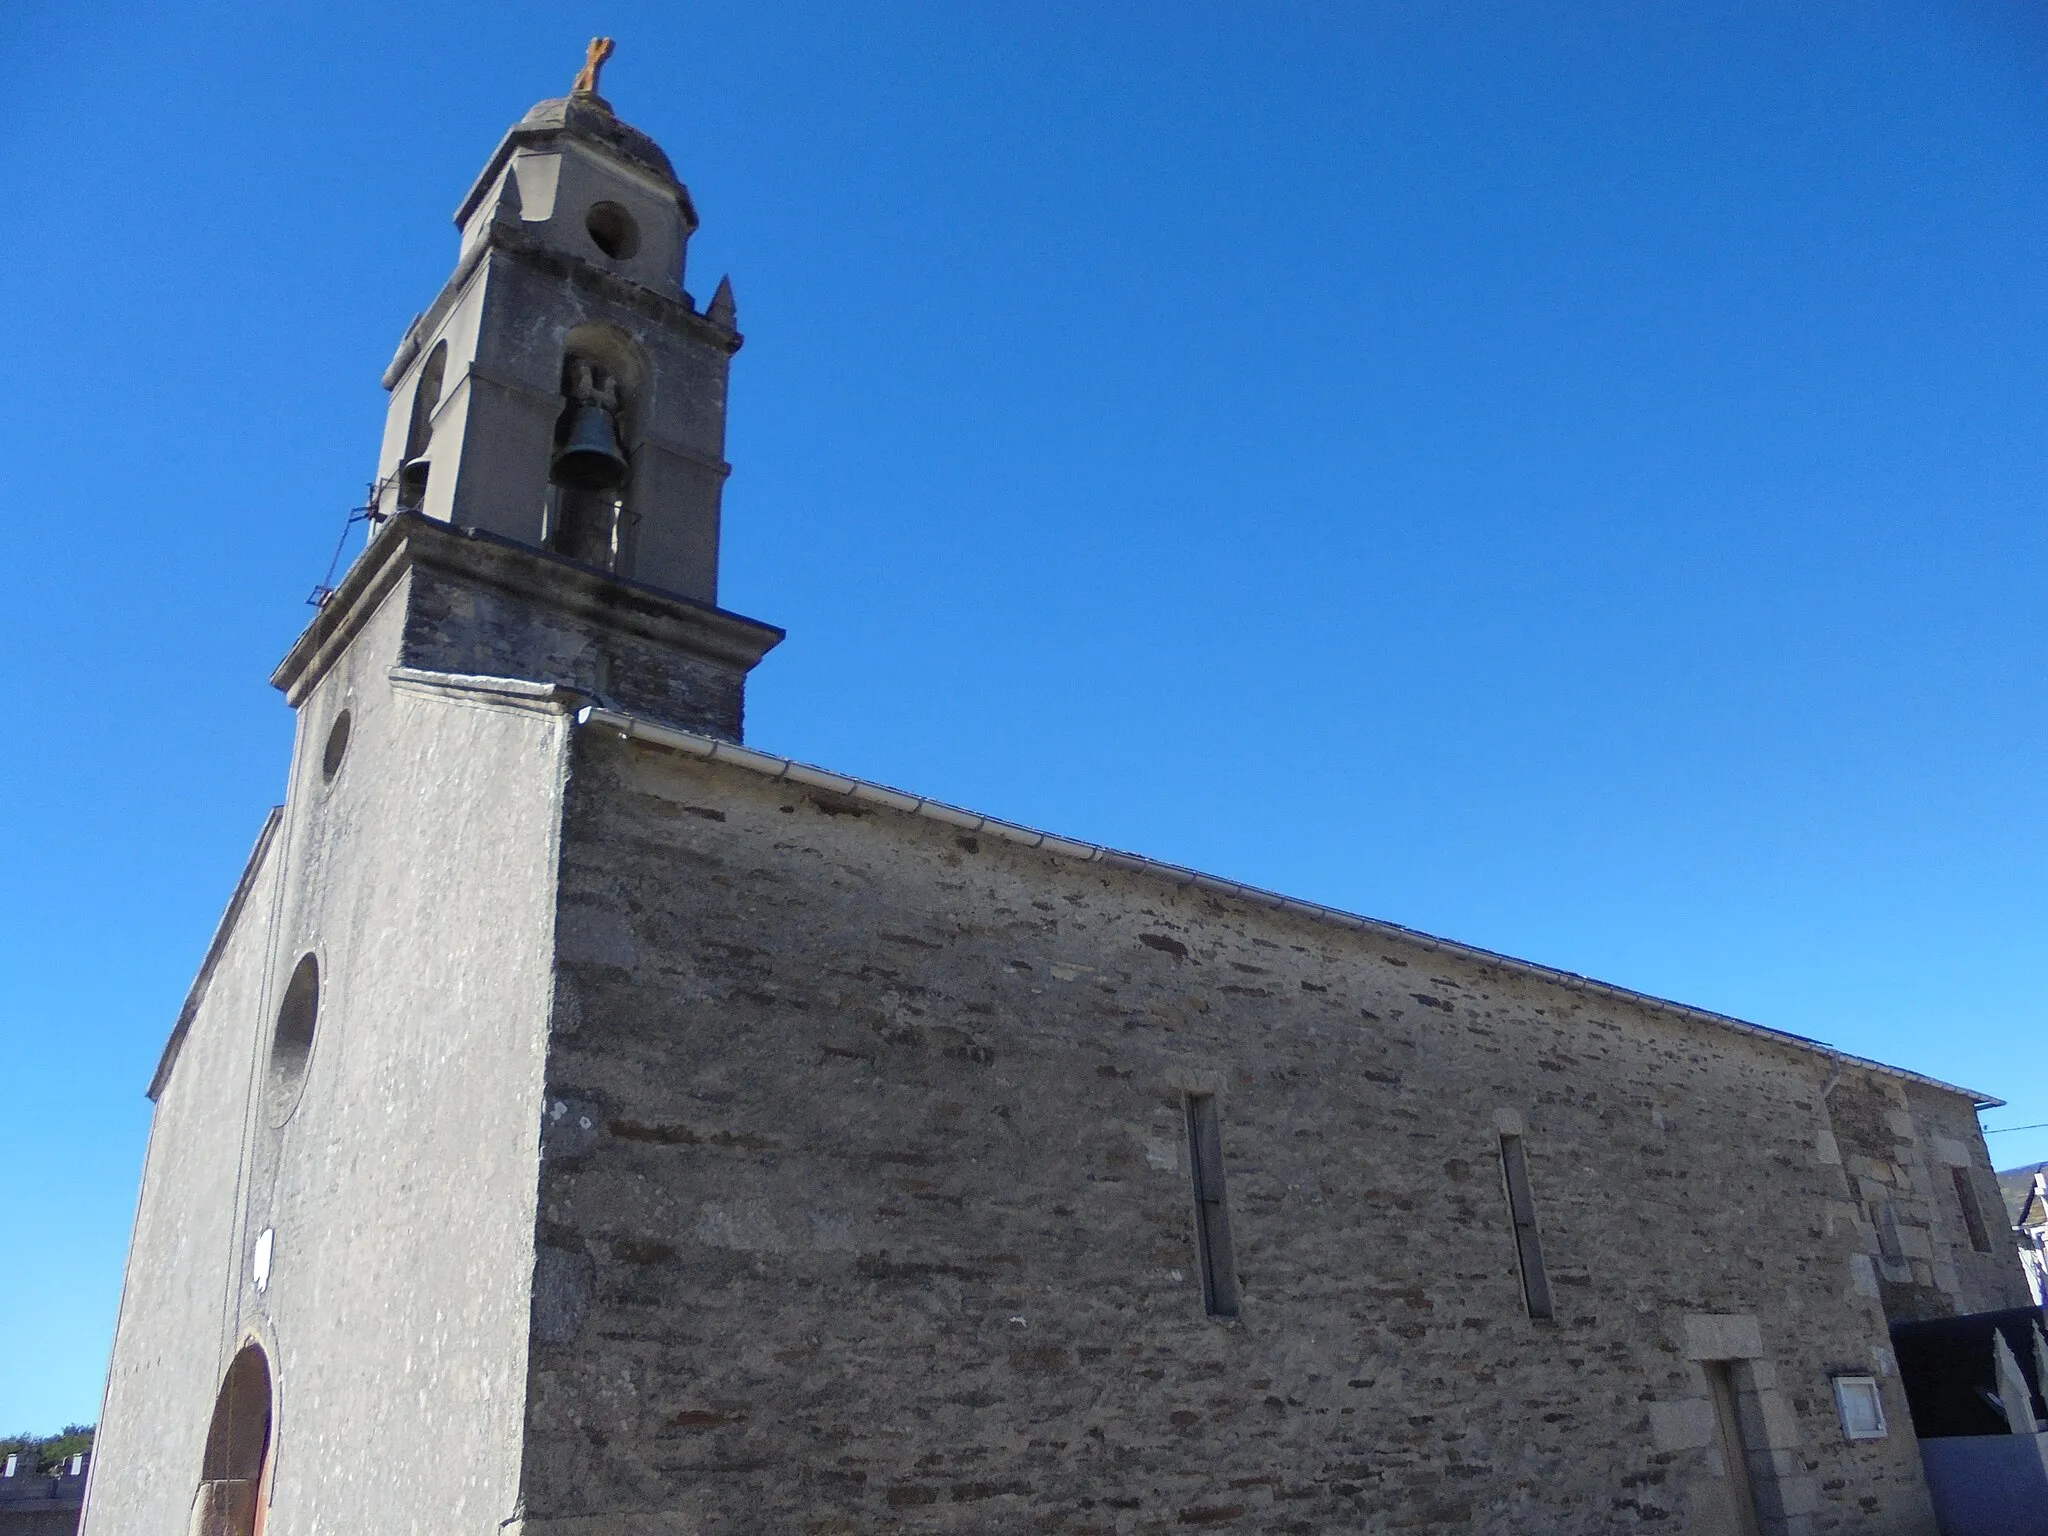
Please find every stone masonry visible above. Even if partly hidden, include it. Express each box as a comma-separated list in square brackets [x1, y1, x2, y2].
[508, 721, 2023, 1534]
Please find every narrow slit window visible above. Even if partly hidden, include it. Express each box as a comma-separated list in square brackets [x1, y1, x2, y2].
[1873, 1199, 1904, 1261]
[1184, 1093, 1240, 1318]
[1953, 1167, 1993, 1253]
[1705, 1360, 1766, 1536]
[1499, 1134, 1553, 1321]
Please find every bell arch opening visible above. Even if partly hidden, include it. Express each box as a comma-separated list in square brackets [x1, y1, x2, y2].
[545, 325, 647, 571]
[397, 341, 447, 514]
[191, 1343, 272, 1536]
[560, 323, 646, 400]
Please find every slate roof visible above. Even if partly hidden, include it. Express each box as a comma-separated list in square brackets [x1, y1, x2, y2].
[2000, 1163, 2048, 1227]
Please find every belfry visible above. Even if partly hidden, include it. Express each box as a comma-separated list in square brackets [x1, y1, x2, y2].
[343, 36, 781, 741]
[84, 46, 2032, 1536]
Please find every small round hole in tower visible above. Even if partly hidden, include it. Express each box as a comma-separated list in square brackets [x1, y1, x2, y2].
[321, 711, 351, 782]
[585, 202, 640, 260]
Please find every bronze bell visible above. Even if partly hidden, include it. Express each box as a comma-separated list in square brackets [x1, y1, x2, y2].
[550, 403, 629, 491]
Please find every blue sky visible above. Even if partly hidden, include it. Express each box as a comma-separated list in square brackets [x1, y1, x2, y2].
[4, 1, 2048, 1431]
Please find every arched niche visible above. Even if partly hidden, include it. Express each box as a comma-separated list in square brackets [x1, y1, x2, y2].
[560, 322, 647, 420]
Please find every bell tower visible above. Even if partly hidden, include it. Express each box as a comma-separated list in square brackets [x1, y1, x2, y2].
[372, 38, 741, 600]
[278, 42, 781, 741]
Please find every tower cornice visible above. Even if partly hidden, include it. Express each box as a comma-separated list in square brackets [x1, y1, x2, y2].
[273, 512, 782, 711]
[382, 220, 740, 393]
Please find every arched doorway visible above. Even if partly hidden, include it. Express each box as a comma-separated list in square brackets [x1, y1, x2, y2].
[190, 1343, 272, 1536]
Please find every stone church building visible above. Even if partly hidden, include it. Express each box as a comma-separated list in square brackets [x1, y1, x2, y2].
[83, 54, 2030, 1536]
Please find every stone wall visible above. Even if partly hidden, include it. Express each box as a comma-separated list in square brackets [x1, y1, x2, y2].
[86, 606, 569, 1536]
[84, 819, 283, 1536]
[520, 727, 1974, 1534]
[1822, 1071, 2029, 1325]
[234, 625, 565, 1536]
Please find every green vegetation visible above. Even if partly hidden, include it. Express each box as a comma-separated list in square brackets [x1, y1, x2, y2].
[0, 1426, 94, 1474]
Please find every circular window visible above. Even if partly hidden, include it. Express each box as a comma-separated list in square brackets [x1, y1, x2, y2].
[269, 954, 320, 1118]
[321, 711, 351, 782]
[585, 201, 640, 260]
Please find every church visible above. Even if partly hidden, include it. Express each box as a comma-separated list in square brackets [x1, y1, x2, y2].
[82, 45, 2031, 1536]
